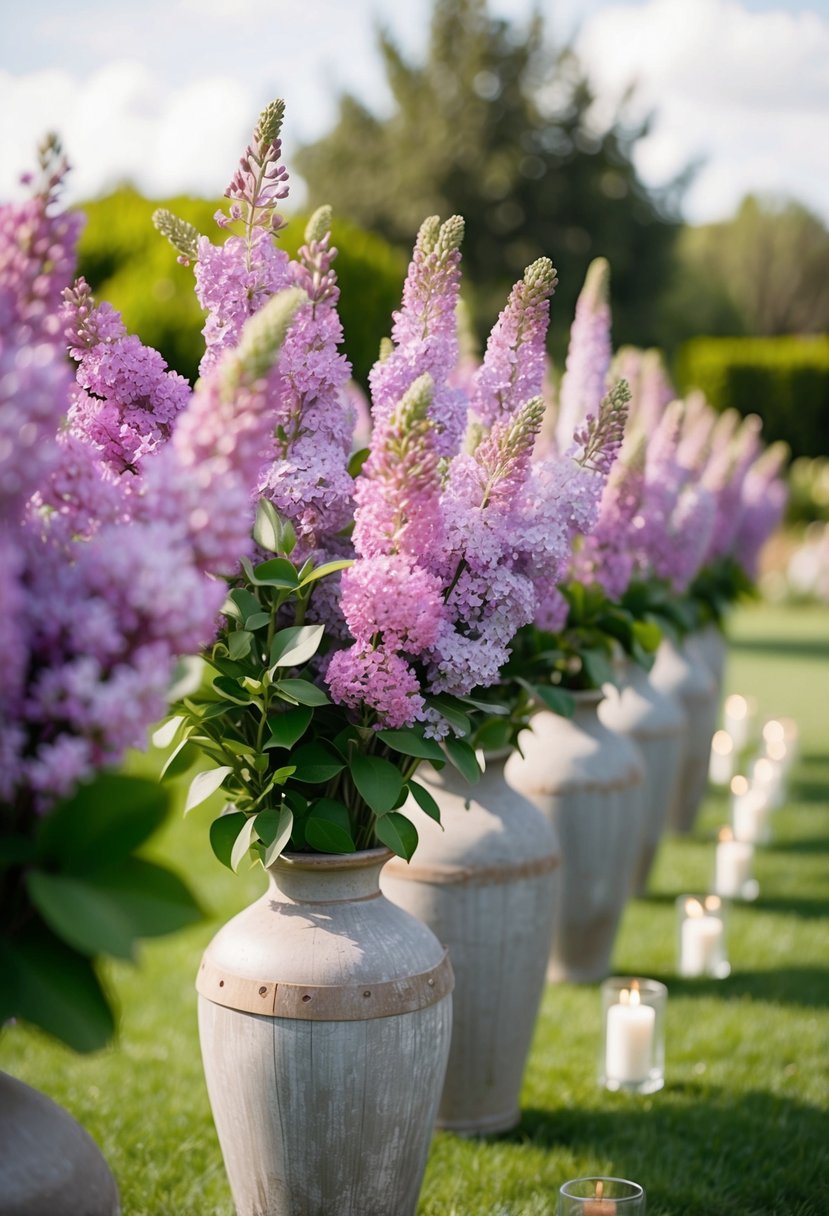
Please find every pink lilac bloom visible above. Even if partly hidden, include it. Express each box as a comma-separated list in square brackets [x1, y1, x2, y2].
[572, 438, 646, 599]
[471, 257, 558, 428]
[368, 214, 466, 456]
[702, 412, 763, 563]
[555, 257, 612, 453]
[676, 389, 717, 471]
[61, 279, 192, 475]
[731, 442, 789, 579]
[618, 346, 676, 435]
[326, 645, 426, 730]
[155, 101, 294, 376]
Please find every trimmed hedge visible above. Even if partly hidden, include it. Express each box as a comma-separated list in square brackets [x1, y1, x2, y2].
[675, 336, 829, 459]
[75, 187, 407, 387]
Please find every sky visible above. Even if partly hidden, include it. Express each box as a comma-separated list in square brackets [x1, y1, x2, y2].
[2, 0, 828, 226]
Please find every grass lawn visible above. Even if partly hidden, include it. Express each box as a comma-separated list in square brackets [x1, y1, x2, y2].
[3, 601, 828, 1215]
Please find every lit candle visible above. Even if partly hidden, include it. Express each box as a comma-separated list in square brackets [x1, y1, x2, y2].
[584, 1180, 617, 1214]
[714, 826, 754, 898]
[762, 718, 798, 770]
[709, 730, 735, 785]
[731, 778, 772, 844]
[723, 694, 751, 751]
[749, 757, 786, 809]
[605, 982, 655, 1085]
[679, 896, 724, 976]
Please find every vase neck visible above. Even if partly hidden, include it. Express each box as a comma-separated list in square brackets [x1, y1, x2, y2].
[266, 848, 392, 904]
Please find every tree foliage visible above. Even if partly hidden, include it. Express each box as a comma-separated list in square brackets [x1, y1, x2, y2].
[296, 0, 682, 353]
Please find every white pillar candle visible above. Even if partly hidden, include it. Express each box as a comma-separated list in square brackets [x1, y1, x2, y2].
[732, 785, 772, 844]
[714, 828, 754, 897]
[750, 757, 786, 809]
[709, 730, 735, 785]
[680, 899, 724, 976]
[723, 695, 751, 751]
[605, 985, 655, 1084]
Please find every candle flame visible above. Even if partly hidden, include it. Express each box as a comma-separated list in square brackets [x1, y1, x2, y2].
[767, 740, 787, 762]
[730, 775, 749, 797]
[630, 982, 641, 1008]
[762, 719, 784, 746]
[686, 897, 704, 917]
[754, 758, 774, 783]
[595, 1181, 604, 1200]
[712, 730, 734, 757]
[719, 825, 733, 842]
[725, 694, 748, 720]
[705, 895, 722, 913]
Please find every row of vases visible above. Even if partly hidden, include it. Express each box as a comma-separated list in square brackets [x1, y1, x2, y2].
[188, 629, 727, 1215]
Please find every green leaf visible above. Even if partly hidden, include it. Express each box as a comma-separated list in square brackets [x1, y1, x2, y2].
[1, 926, 115, 1053]
[408, 780, 442, 825]
[443, 737, 482, 784]
[224, 587, 261, 622]
[26, 871, 138, 960]
[377, 728, 445, 762]
[532, 684, 575, 718]
[275, 678, 330, 706]
[374, 812, 418, 861]
[151, 715, 185, 750]
[184, 766, 233, 815]
[256, 806, 294, 865]
[347, 446, 370, 477]
[89, 858, 202, 938]
[265, 705, 313, 750]
[253, 497, 291, 553]
[252, 557, 299, 588]
[230, 815, 258, 872]
[633, 618, 663, 653]
[212, 675, 252, 705]
[290, 742, 346, 784]
[305, 800, 355, 854]
[228, 630, 253, 660]
[473, 717, 513, 752]
[580, 648, 616, 690]
[270, 623, 325, 668]
[209, 811, 248, 870]
[350, 754, 404, 815]
[166, 655, 205, 702]
[429, 695, 472, 737]
[0, 836, 37, 867]
[298, 558, 354, 587]
[244, 611, 271, 631]
[36, 773, 170, 874]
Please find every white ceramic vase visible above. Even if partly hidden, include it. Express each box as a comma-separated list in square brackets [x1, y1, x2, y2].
[197, 848, 453, 1216]
[600, 662, 686, 895]
[0, 1071, 120, 1216]
[650, 637, 718, 835]
[382, 754, 559, 1135]
[505, 693, 645, 983]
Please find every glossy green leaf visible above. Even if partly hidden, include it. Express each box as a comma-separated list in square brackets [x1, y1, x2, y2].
[209, 811, 248, 870]
[224, 587, 261, 622]
[350, 754, 404, 815]
[230, 815, 258, 872]
[305, 800, 355, 854]
[347, 446, 370, 477]
[374, 811, 418, 861]
[290, 743, 346, 784]
[253, 497, 283, 553]
[228, 630, 253, 660]
[270, 623, 324, 668]
[443, 736, 482, 784]
[184, 766, 233, 815]
[532, 684, 575, 718]
[88, 858, 202, 938]
[151, 715, 185, 750]
[580, 648, 616, 690]
[264, 705, 313, 750]
[377, 728, 445, 762]
[36, 773, 170, 873]
[244, 611, 271, 631]
[252, 557, 299, 587]
[256, 806, 294, 865]
[26, 871, 138, 960]
[429, 695, 472, 737]
[275, 678, 330, 706]
[408, 780, 442, 824]
[298, 559, 354, 587]
[212, 675, 252, 705]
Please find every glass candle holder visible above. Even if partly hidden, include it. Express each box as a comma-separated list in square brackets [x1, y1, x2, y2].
[676, 894, 730, 978]
[559, 1176, 646, 1214]
[723, 694, 754, 752]
[749, 756, 786, 810]
[713, 827, 758, 900]
[730, 777, 772, 845]
[599, 977, 666, 1094]
[708, 730, 736, 786]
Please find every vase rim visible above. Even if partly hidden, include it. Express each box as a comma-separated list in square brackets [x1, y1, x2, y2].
[272, 846, 393, 874]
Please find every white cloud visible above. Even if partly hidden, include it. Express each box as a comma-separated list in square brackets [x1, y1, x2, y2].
[577, 0, 829, 222]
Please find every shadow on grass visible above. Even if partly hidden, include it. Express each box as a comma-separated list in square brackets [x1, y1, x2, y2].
[663, 966, 829, 1009]
[512, 1087, 829, 1215]
[764, 836, 829, 854]
[728, 635, 829, 660]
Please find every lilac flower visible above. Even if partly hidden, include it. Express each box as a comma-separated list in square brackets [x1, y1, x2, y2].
[471, 256, 557, 428]
[702, 413, 763, 563]
[62, 278, 192, 475]
[572, 438, 646, 599]
[732, 442, 789, 578]
[617, 346, 675, 435]
[555, 257, 612, 452]
[369, 214, 466, 456]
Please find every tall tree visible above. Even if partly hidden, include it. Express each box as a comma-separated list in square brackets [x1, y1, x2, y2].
[297, 0, 682, 354]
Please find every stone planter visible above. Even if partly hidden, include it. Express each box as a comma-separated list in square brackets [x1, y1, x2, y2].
[650, 637, 718, 835]
[691, 622, 728, 701]
[600, 663, 686, 895]
[197, 848, 452, 1216]
[382, 754, 559, 1135]
[505, 693, 645, 983]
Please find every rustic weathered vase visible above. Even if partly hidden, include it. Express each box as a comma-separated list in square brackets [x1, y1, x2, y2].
[691, 622, 728, 699]
[0, 1071, 120, 1216]
[600, 662, 687, 895]
[650, 637, 718, 835]
[197, 848, 453, 1216]
[382, 754, 558, 1136]
[505, 693, 645, 983]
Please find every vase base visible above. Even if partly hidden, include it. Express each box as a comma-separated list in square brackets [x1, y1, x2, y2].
[437, 1106, 521, 1137]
